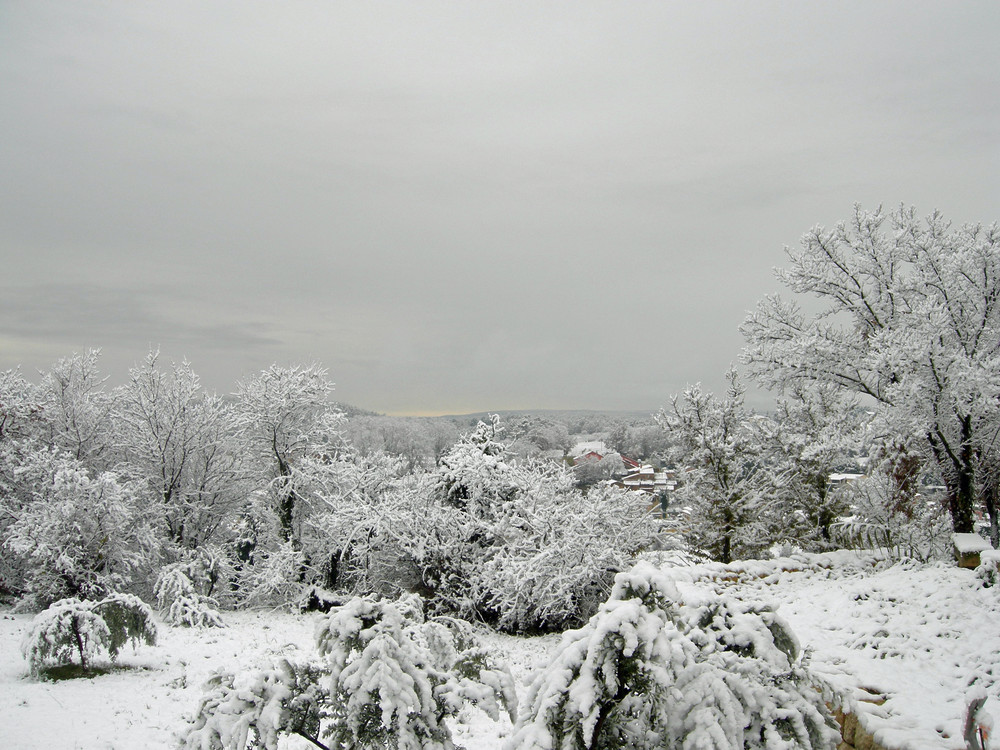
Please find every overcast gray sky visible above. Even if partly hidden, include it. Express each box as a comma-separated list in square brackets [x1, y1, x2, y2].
[1, 2, 997, 415]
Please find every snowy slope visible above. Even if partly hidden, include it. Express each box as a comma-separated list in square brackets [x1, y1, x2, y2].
[653, 551, 999, 750]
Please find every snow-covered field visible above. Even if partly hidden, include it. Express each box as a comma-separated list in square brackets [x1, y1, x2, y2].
[3, 553, 997, 749]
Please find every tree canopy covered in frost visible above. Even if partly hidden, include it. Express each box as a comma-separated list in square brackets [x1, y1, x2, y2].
[660, 370, 787, 563]
[743, 205, 1000, 536]
[5, 448, 154, 607]
[115, 351, 246, 550]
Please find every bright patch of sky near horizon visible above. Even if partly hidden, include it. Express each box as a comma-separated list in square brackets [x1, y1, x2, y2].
[1, 2, 997, 415]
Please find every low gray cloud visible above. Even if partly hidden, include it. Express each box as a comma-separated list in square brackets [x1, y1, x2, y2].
[1, 2, 997, 413]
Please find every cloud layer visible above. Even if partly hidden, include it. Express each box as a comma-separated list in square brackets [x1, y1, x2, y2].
[2, 2, 997, 413]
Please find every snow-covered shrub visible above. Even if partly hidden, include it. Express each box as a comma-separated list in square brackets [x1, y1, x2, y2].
[316, 593, 516, 750]
[231, 539, 307, 609]
[833, 471, 951, 562]
[183, 659, 329, 750]
[21, 593, 157, 677]
[404, 428, 655, 631]
[976, 550, 1000, 588]
[482, 481, 655, 633]
[181, 593, 515, 750]
[509, 562, 838, 750]
[154, 557, 225, 628]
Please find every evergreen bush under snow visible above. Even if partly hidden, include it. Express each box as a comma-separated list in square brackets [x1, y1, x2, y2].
[181, 593, 516, 750]
[509, 562, 838, 750]
[154, 551, 226, 628]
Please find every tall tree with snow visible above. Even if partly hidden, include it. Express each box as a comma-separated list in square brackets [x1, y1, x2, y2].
[113, 351, 246, 550]
[742, 205, 1000, 534]
[236, 364, 345, 548]
[231, 364, 349, 605]
[770, 383, 861, 549]
[37, 349, 115, 471]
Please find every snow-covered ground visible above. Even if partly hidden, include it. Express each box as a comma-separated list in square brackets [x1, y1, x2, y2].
[655, 551, 1000, 750]
[2, 553, 997, 749]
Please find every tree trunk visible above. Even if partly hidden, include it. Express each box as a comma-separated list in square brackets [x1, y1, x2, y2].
[588, 684, 629, 750]
[955, 423, 977, 534]
[929, 423, 977, 534]
[72, 613, 88, 672]
[981, 458, 1000, 549]
[275, 454, 299, 543]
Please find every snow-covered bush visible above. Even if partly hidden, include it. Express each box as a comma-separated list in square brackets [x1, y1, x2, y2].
[154, 553, 225, 628]
[976, 550, 1000, 588]
[833, 470, 951, 562]
[317, 594, 516, 749]
[509, 562, 838, 750]
[183, 659, 329, 750]
[181, 593, 516, 750]
[230, 539, 307, 609]
[482, 481, 655, 633]
[21, 593, 157, 677]
[405, 425, 656, 631]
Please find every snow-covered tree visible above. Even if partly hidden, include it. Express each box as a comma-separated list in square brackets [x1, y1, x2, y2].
[0, 367, 44, 446]
[607, 421, 671, 463]
[573, 451, 624, 488]
[742, 205, 1000, 534]
[660, 371, 785, 563]
[770, 384, 862, 549]
[236, 364, 345, 549]
[0, 368, 46, 599]
[4, 448, 154, 608]
[510, 563, 838, 750]
[303, 452, 416, 595]
[37, 349, 114, 470]
[436, 414, 523, 517]
[22, 593, 157, 677]
[226, 364, 351, 606]
[343, 415, 458, 471]
[114, 351, 246, 549]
